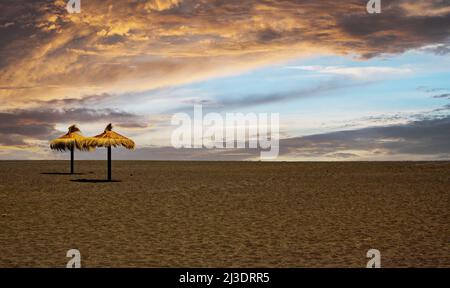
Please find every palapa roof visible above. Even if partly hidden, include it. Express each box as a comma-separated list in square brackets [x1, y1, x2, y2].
[82, 123, 135, 149]
[50, 125, 90, 151]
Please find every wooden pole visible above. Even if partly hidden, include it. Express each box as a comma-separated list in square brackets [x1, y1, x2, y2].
[107, 146, 112, 181]
[70, 146, 74, 174]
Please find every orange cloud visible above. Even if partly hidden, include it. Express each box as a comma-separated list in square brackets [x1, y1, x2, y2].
[0, 0, 449, 109]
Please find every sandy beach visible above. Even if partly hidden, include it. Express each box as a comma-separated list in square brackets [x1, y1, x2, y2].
[0, 161, 448, 267]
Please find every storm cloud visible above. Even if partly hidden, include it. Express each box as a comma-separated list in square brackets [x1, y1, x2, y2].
[0, 107, 142, 145]
[278, 116, 450, 160]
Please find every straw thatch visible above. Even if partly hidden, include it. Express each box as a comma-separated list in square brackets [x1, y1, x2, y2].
[50, 125, 90, 151]
[82, 123, 135, 149]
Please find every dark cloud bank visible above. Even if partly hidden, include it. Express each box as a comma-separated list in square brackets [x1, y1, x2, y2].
[66, 116, 450, 161]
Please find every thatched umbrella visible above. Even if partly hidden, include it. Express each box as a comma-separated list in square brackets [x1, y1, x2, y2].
[50, 125, 89, 174]
[82, 123, 135, 181]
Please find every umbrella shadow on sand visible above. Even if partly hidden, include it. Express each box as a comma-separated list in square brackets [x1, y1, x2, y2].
[41, 172, 85, 175]
[71, 179, 122, 183]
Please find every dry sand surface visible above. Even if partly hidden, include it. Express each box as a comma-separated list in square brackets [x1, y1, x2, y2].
[0, 161, 448, 267]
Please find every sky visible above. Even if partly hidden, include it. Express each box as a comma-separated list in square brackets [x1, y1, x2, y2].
[0, 0, 449, 160]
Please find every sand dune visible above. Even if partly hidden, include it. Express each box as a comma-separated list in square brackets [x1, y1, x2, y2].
[0, 161, 448, 267]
